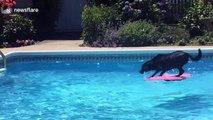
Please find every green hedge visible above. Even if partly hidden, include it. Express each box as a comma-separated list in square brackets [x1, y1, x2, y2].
[158, 25, 190, 46]
[82, 18, 192, 47]
[190, 31, 213, 45]
[81, 0, 213, 47]
[180, 0, 213, 36]
[118, 21, 160, 46]
[81, 6, 120, 45]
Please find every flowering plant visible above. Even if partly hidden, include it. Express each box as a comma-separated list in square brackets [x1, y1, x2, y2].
[1, 39, 35, 48]
[118, 0, 171, 23]
[16, 39, 35, 46]
[0, 0, 16, 8]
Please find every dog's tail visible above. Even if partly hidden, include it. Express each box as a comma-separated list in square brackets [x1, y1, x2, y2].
[188, 49, 202, 61]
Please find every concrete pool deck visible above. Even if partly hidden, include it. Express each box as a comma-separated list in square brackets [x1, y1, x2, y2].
[0, 40, 213, 54]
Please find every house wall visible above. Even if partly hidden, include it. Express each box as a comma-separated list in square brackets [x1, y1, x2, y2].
[14, 0, 86, 32]
[15, 0, 32, 7]
[55, 0, 87, 32]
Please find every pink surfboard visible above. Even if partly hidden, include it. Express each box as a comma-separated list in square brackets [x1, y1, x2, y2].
[146, 73, 191, 81]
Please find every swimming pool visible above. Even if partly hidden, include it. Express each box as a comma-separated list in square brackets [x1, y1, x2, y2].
[1, 50, 213, 119]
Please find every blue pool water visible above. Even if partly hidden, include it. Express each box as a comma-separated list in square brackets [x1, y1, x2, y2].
[0, 59, 213, 119]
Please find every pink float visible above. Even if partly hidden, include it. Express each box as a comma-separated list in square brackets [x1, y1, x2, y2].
[146, 73, 191, 81]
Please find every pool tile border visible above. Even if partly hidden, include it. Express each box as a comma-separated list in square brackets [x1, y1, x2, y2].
[4, 50, 213, 64]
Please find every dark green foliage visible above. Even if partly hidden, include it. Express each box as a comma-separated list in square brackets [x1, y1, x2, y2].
[191, 32, 213, 45]
[118, 20, 160, 46]
[158, 25, 190, 45]
[81, 6, 120, 45]
[180, 0, 213, 37]
[1, 14, 35, 43]
[118, 0, 172, 23]
[82, 0, 212, 47]
[84, 27, 121, 47]
[91, 21, 161, 47]
[103, 22, 191, 47]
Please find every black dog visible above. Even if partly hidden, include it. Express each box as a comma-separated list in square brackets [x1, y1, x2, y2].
[140, 49, 202, 77]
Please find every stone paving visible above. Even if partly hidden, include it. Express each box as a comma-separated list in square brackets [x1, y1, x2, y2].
[0, 40, 213, 54]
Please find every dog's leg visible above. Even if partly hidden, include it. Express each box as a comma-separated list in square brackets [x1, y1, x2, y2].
[150, 70, 160, 77]
[160, 70, 166, 76]
[176, 68, 184, 77]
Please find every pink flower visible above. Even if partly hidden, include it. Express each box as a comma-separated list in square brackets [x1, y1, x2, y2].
[6, 2, 13, 7]
[2, 0, 16, 7]
[24, 40, 29, 45]
[16, 39, 20, 43]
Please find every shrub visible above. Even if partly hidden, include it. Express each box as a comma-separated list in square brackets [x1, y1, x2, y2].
[118, 0, 172, 23]
[1, 14, 36, 44]
[180, 0, 213, 37]
[89, 21, 191, 47]
[89, 28, 119, 47]
[158, 25, 190, 45]
[118, 20, 160, 46]
[81, 6, 120, 45]
[88, 28, 120, 47]
[190, 31, 213, 45]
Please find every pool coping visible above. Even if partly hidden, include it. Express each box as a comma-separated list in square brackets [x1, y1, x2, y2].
[1, 48, 212, 63]
[0, 48, 212, 70]
[1, 40, 213, 55]
[3, 48, 213, 57]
